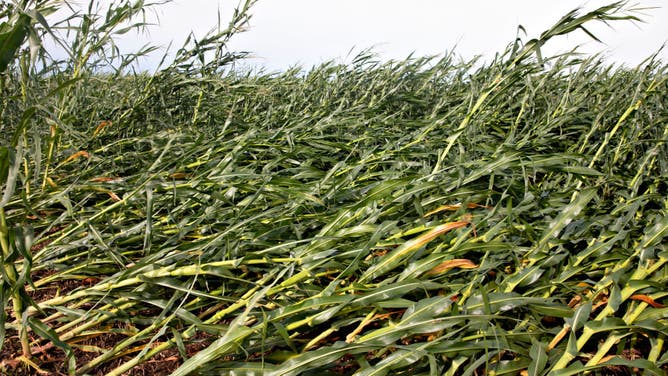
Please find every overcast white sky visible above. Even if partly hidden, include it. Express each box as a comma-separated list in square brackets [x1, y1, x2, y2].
[109, 0, 667, 71]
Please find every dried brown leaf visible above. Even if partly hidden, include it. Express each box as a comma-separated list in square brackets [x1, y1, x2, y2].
[630, 294, 665, 308]
[426, 259, 478, 276]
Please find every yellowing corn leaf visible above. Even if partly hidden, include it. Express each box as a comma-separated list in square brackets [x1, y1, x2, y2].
[168, 172, 191, 179]
[598, 355, 617, 364]
[63, 151, 90, 163]
[426, 259, 478, 275]
[93, 120, 112, 136]
[107, 191, 121, 202]
[630, 294, 665, 308]
[90, 177, 123, 183]
[45, 176, 57, 187]
[359, 220, 470, 282]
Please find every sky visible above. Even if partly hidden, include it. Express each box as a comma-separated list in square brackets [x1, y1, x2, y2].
[102, 0, 668, 71]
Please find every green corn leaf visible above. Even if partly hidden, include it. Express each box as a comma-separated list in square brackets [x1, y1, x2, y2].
[359, 221, 469, 282]
[356, 297, 457, 344]
[584, 317, 630, 333]
[0, 145, 21, 208]
[465, 293, 545, 315]
[552, 357, 663, 376]
[642, 215, 668, 248]
[352, 279, 442, 306]
[270, 342, 374, 376]
[169, 325, 254, 376]
[269, 295, 353, 322]
[557, 165, 604, 176]
[355, 346, 427, 376]
[28, 317, 71, 355]
[501, 266, 544, 292]
[0, 14, 29, 73]
[566, 302, 592, 332]
[200, 362, 278, 375]
[528, 339, 548, 376]
[537, 187, 597, 250]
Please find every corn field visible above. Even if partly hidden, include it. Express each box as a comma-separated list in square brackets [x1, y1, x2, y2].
[1, 1, 667, 375]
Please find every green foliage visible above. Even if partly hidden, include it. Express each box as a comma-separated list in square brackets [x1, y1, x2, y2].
[0, 12, 29, 74]
[0, 0, 667, 375]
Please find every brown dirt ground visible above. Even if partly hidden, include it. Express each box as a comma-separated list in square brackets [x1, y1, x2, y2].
[0, 270, 214, 375]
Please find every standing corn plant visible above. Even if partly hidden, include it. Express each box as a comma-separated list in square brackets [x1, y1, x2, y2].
[0, 144, 32, 364]
[1, 1, 57, 369]
[2, 0, 261, 373]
